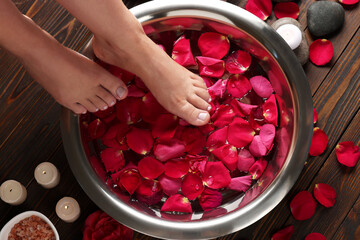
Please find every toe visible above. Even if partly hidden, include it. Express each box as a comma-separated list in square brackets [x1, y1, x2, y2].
[179, 101, 210, 126]
[195, 87, 211, 103]
[101, 73, 128, 100]
[96, 87, 117, 107]
[80, 99, 98, 112]
[69, 103, 87, 114]
[188, 94, 211, 112]
[89, 96, 108, 111]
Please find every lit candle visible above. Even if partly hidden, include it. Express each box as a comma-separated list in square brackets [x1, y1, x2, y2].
[276, 24, 302, 50]
[0, 180, 27, 205]
[55, 197, 81, 223]
[34, 162, 60, 189]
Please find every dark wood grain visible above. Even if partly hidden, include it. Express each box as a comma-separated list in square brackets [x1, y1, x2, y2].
[0, 0, 359, 240]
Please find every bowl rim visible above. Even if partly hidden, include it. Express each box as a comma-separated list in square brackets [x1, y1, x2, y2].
[0, 210, 60, 240]
[61, 0, 313, 239]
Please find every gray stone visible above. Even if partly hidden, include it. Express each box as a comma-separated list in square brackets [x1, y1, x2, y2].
[272, 18, 309, 65]
[307, 1, 345, 37]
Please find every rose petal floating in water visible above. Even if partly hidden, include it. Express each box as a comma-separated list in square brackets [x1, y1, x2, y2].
[172, 35, 197, 67]
[158, 174, 182, 196]
[152, 114, 179, 139]
[237, 148, 256, 172]
[249, 158, 268, 179]
[119, 169, 142, 195]
[203, 161, 231, 189]
[161, 194, 192, 213]
[263, 94, 279, 126]
[208, 78, 228, 99]
[181, 173, 205, 200]
[225, 50, 251, 74]
[250, 76, 273, 98]
[228, 175, 252, 192]
[199, 188, 222, 212]
[138, 156, 164, 180]
[88, 118, 106, 139]
[206, 126, 228, 152]
[198, 32, 230, 59]
[154, 138, 186, 162]
[226, 74, 252, 99]
[197, 56, 225, 78]
[126, 127, 154, 155]
[211, 105, 236, 128]
[136, 179, 163, 205]
[227, 117, 255, 148]
[259, 124, 276, 150]
[164, 159, 189, 178]
[212, 144, 238, 171]
[100, 148, 125, 172]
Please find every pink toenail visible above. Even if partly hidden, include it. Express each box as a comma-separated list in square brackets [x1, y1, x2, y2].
[207, 105, 212, 111]
[82, 110, 87, 114]
[198, 112, 208, 121]
[103, 105, 108, 110]
[95, 108, 99, 112]
[110, 100, 116, 106]
[208, 98, 212, 103]
[117, 87, 126, 99]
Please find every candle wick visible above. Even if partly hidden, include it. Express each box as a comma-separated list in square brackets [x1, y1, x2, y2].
[65, 205, 69, 210]
[42, 171, 46, 174]
[9, 189, 12, 192]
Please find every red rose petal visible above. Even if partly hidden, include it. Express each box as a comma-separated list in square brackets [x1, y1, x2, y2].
[198, 32, 230, 59]
[172, 35, 197, 67]
[314, 183, 336, 208]
[127, 84, 145, 98]
[108, 65, 135, 84]
[161, 194, 192, 213]
[126, 127, 154, 155]
[259, 124, 276, 150]
[88, 118, 106, 139]
[227, 117, 255, 148]
[290, 191, 317, 221]
[203, 161, 231, 189]
[119, 169, 142, 195]
[314, 108, 318, 124]
[134, 76, 148, 91]
[212, 144, 238, 171]
[231, 99, 257, 116]
[274, 2, 300, 19]
[101, 123, 129, 149]
[309, 127, 329, 156]
[263, 94, 278, 126]
[158, 174, 181, 196]
[226, 74, 252, 98]
[116, 97, 142, 125]
[141, 92, 167, 123]
[179, 127, 207, 154]
[225, 50, 251, 74]
[336, 141, 360, 167]
[305, 233, 327, 240]
[100, 148, 125, 172]
[154, 139, 186, 162]
[199, 188, 223, 211]
[249, 158, 268, 179]
[187, 155, 208, 174]
[164, 159, 189, 178]
[93, 106, 115, 121]
[228, 175, 252, 192]
[197, 56, 225, 78]
[250, 76, 273, 98]
[152, 114, 179, 139]
[271, 225, 294, 240]
[237, 148, 255, 172]
[136, 179, 163, 205]
[138, 156, 164, 179]
[181, 173, 205, 200]
[202, 76, 215, 88]
[208, 78, 228, 99]
[339, 0, 359, 5]
[309, 39, 334, 66]
[211, 105, 236, 128]
[249, 135, 268, 157]
[206, 126, 228, 152]
[89, 156, 106, 181]
[245, 0, 273, 21]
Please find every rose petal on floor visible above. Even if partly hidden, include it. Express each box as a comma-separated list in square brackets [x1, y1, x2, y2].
[138, 156, 164, 179]
[250, 76, 274, 98]
[339, 0, 359, 5]
[172, 35, 197, 67]
[305, 232, 327, 240]
[100, 148, 125, 172]
[211, 105, 236, 128]
[249, 158, 268, 179]
[206, 126, 228, 152]
[228, 117, 255, 148]
[336, 141, 360, 167]
[314, 108, 318, 124]
[198, 32, 230, 59]
[274, 2, 300, 19]
[197, 56, 226, 78]
[154, 139, 186, 161]
[208, 78, 228, 99]
[226, 74, 252, 98]
[212, 144, 238, 171]
[126, 127, 154, 155]
[309, 127, 329, 156]
[181, 173, 205, 200]
[164, 159, 189, 178]
[263, 94, 279, 126]
[259, 124, 276, 150]
[119, 169, 142, 195]
[271, 225, 294, 240]
[249, 135, 268, 157]
[290, 191, 317, 221]
[161, 194, 192, 213]
[225, 50, 251, 74]
[136, 179, 163, 205]
[228, 175, 252, 192]
[199, 188, 222, 211]
[313, 183, 336, 208]
[245, 0, 273, 21]
[309, 39, 334, 66]
[158, 174, 182, 196]
[152, 114, 179, 139]
[237, 148, 256, 172]
[203, 161, 231, 189]
[88, 118, 106, 139]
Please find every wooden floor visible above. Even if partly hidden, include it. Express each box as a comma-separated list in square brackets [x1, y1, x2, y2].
[0, 0, 359, 239]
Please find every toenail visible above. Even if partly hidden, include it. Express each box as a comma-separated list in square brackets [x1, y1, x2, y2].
[207, 105, 212, 111]
[82, 110, 87, 114]
[116, 87, 126, 99]
[208, 98, 212, 103]
[95, 108, 99, 112]
[110, 100, 116, 106]
[103, 105, 108, 110]
[198, 112, 208, 121]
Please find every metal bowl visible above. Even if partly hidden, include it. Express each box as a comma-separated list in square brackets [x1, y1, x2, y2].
[61, 0, 313, 239]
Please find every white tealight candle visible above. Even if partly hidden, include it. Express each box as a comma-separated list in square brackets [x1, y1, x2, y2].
[0, 180, 27, 205]
[276, 24, 302, 50]
[55, 197, 81, 223]
[34, 162, 60, 189]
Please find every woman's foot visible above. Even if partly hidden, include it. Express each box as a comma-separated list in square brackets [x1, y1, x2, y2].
[92, 35, 211, 126]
